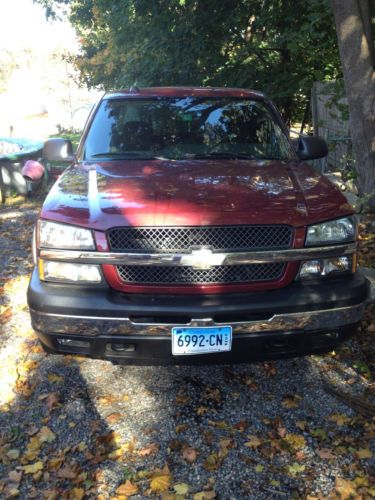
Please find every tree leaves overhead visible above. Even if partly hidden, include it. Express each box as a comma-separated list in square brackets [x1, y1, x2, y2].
[36, 0, 341, 122]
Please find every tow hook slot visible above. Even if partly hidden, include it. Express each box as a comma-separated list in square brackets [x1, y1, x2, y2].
[108, 343, 136, 353]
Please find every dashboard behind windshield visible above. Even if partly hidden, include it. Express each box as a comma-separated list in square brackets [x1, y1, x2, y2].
[83, 97, 294, 161]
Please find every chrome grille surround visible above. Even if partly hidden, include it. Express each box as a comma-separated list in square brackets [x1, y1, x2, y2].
[108, 225, 292, 286]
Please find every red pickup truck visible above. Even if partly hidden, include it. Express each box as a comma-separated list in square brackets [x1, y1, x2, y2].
[26, 87, 369, 364]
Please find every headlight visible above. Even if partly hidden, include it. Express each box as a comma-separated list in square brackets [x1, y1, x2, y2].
[305, 217, 356, 246]
[38, 220, 95, 250]
[39, 260, 102, 283]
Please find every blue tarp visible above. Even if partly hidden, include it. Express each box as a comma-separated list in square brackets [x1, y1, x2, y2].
[0, 137, 44, 160]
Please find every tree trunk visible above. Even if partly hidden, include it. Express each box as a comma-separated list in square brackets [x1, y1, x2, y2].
[331, 0, 375, 208]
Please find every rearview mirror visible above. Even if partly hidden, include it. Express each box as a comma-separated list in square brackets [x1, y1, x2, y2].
[43, 138, 74, 162]
[295, 136, 328, 161]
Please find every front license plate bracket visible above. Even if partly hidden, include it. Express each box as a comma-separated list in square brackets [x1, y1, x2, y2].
[172, 326, 232, 355]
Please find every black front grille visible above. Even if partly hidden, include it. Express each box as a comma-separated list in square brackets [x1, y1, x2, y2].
[116, 263, 285, 285]
[108, 225, 293, 253]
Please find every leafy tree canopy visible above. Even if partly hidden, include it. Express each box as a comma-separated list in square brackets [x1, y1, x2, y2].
[36, 0, 341, 123]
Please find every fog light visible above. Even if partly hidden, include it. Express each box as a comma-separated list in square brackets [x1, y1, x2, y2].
[299, 255, 353, 279]
[39, 260, 102, 283]
[57, 338, 90, 348]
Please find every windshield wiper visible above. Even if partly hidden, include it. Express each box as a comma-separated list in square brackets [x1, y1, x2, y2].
[187, 152, 287, 161]
[185, 152, 256, 160]
[90, 152, 169, 160]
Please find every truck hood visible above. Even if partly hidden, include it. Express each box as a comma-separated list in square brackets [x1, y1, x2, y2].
[41, 159, 353, 230]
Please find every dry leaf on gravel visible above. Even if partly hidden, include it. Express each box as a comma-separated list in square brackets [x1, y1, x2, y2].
[150, 465, 172, 493]
[174, 483, 189, 495]
[356, 448, 373, 459]
[47, 374, 64, 383]
[182, 445, 198, 463]
[57, 463, 79, 479]
[193, 490, 216, 500]
[8, 470, 22, 484]
[335, 477, 357, 498]
[105, 413, 123, 424]
[282, 395, 301, 409]
[23, 461, 43, 474]
[138, 442, 159, 456]
[316, 448, 335, 460]
[244, 435, 262, 448]
[116, 480, 139, 496]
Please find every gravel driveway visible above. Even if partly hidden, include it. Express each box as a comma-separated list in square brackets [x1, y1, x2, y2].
[0, 195, 375, 499]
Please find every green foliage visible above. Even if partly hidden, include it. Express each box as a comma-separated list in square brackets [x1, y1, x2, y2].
[36, 0, 341, 123]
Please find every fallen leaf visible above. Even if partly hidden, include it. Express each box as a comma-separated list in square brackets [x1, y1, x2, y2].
[282, 395, 301, 409]
[277, 427, 287, 438]
[174, 483, 189, 495]
[287, 463, 305, 476]
[234, 420, 248, 432]
[255, 464, 264, 473]
[23, 462, 43, 474]
[329, 413, 351, 426]
[116, 480, 139, 497]
[203, 453, 221, 471]
[244, 436, 262, 448]
[6, 449, 20, 460]
[356, 448, 373, 459]
[47, 374, 64, 383]
[207, 420, 233, 431]
[175, 424, 188, 433]
[263, 361, 277, 376]
[150, 466, 172, 493]
[45, 393, 60, 412]
[174, 394, 191, 405]
[57, 464, 78, 479]
[8, 470, 22, 484]
[281, 434, 306, 452]
[105, 413, 123, 424]
[138, 443, 158, 456]
[295, 420, 307, 431]
[196, 406, 209, 416]
[0, 306, 12, 324]
[203, 387, 222, 403]
[193, 491, 216, 500]
[5, 487, 19, 498]
[182, 446, 198, 463]
[68, 488, 85, 500]
[335, 477, 357, 498]
[47, 456, 64, 471]
[316, 448, 335, 460]
[38, 426, 55, 443]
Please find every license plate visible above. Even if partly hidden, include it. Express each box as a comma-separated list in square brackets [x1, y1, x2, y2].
[172, 326, 232, 355]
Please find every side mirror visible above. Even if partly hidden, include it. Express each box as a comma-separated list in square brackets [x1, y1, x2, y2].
[296, 136, 328, 161]
[22, 160, 45, 182]
[43, 138, 74, 162]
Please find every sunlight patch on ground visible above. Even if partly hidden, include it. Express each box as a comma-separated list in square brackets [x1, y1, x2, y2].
[0, 275, 36, 408]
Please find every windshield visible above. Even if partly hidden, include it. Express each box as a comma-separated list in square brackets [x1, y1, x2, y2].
[83, 97, 294, 161]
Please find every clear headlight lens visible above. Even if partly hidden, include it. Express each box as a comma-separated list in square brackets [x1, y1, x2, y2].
[39, 220, 95, 250]
[306, 217, 356, 246]
[299, 255, 354, 279]
[39, 260, 102, 283]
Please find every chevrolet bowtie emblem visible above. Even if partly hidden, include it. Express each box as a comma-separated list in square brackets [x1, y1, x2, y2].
[180, 248, 225, 270]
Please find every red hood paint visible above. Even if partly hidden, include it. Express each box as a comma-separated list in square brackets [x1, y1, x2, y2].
[41, 159, 353, 231]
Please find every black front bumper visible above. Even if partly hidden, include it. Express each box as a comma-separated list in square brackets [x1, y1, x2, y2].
[27, 269, 370, 364]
